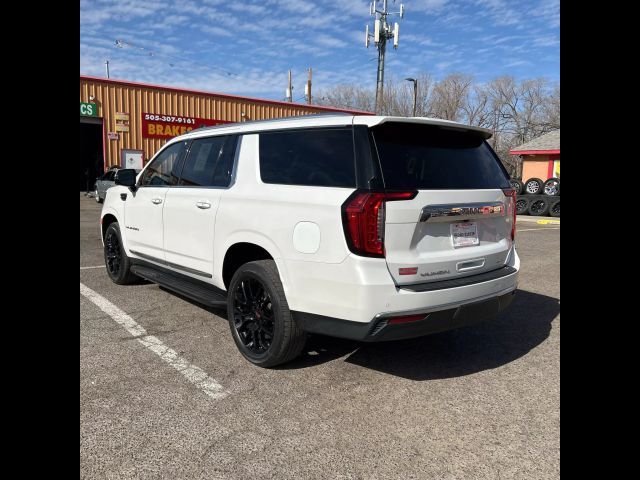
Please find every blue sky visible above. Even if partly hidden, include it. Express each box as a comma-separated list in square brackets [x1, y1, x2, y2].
[80, 0, 559, 101]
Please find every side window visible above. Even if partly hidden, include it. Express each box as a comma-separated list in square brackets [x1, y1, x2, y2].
[259, 128, 356, 188]
[179, 135, 237, 187]
[139, 141, 187, 187]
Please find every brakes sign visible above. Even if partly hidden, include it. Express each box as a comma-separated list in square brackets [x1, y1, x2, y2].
[141, 113, 230, 139]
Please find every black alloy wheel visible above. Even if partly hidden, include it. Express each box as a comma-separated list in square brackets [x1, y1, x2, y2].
[227, 260, 306, 367]
[509, 179, 524, 195]
[515, 197, 529, 215]
[528, 199, 550, 216]
[105, 228, 122, 277]
[103, 222, 138, 285]
[232, 276, 275, 355]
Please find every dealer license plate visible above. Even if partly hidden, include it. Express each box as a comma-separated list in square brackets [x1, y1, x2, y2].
[451, 222, 479, 248]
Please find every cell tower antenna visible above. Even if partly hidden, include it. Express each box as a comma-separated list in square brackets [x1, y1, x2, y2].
[364, 1, 405, 114]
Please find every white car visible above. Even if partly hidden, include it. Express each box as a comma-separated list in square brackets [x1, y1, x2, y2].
[101, 114, 519, 367]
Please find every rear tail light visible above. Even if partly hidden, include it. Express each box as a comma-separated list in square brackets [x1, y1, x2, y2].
[342, 190, 417, 258]
[502, 188, 517, 241]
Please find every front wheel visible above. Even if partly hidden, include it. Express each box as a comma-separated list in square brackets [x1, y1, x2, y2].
[227, 260, 306, 367]
[104, 222, 138, 284]
[95, 190, 103, 203]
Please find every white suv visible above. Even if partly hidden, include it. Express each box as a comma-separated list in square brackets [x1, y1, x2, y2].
[101, 115, 519, 367]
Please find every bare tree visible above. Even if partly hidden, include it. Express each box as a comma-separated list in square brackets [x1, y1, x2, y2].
[461, 84, 493, 129]
[315, 84, 375, 112]
[315, 73, 559, 176]
[541, 83, 560, 131]
[428, 73, 474, 121]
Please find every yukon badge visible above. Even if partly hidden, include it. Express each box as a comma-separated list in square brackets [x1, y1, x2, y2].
[421, 269, 450, 277]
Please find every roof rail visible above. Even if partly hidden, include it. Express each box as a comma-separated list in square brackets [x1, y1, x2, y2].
[191, 112, 353, 133]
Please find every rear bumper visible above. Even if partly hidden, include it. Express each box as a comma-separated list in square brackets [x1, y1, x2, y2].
[283, 246, 519, 324]
[292, 288, 516, 342]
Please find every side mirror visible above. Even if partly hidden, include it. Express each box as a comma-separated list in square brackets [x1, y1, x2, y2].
[114, 169, 137, 189]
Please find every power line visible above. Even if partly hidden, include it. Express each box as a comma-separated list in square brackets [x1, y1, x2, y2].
[113, 39, 238, 78]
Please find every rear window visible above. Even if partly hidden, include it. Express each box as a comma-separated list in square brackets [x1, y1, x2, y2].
[371, 123, 510, 190]
[259, 128, 356, 188]
[179, 135, 237, 187]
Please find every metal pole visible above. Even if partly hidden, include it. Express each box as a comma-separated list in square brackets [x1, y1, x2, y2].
[412, 80, 417, 116]
[375, 39, 386, 114]
[287, 70, 292, 102]
[307, 67, 312, 104]
[105, 60, 110, 79]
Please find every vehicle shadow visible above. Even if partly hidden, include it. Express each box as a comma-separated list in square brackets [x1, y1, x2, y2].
[287, 289, 558, 380]
[157, 286, 558, 381]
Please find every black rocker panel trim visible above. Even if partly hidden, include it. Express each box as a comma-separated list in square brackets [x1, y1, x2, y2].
[130, 259, 227, 307]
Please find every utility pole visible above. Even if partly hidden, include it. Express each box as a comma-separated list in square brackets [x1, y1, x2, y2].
[286, 70, 293, 102]
[305, 68, 312, 104]
[365, 1, 405, 114]
[105, 60, 110, 79]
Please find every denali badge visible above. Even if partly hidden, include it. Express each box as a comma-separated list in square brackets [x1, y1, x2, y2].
[421, 269, 450, 277]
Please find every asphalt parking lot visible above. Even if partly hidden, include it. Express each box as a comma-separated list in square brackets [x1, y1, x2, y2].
[80, 193, 559, 479]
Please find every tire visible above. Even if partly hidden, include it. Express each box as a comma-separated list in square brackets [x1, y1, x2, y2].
[549, 199, 560, 217]
[527, 198, 550, 216]
[524, 178, 544, 195]
[543, 178, 560, 196]
[509, 179, 523, 195]
[95, 190, 103, 203]
[227, 260, 306, 367]
[103, 222, 139, 285]
[515, 196, 530, 215]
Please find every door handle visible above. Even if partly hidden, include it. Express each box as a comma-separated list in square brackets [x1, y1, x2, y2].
[151, 197, 163, 205]
[196, 200, 211, 209]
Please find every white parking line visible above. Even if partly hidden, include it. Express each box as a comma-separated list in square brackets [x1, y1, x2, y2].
[80, 265, 105, 270]
[80, 283, 228, 400]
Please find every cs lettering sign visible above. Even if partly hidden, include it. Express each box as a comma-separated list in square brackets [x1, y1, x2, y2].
[142, 112, 230, 139]
[80, 102, 98, 117]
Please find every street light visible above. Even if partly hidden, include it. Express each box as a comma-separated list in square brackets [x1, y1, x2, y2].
[405, 77, 417, 117]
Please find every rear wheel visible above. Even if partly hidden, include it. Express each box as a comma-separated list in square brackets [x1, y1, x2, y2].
[543, 178, 560, 196]
[515, 197, 530, 215]
[104, 222, 138, 284]
[227, 260, 306, 367]
[528, 198, 550, 216]
[549, 199, 560, 217]
[524, 178, 544, 195]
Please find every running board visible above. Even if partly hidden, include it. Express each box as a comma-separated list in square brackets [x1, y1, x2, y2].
[130, 264, 228, 308]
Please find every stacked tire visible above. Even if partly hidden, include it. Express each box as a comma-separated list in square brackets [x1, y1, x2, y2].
[511, 177, 560, 217]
